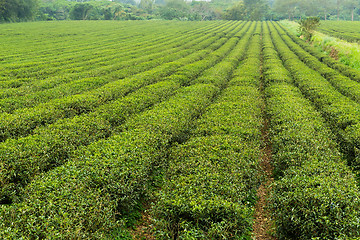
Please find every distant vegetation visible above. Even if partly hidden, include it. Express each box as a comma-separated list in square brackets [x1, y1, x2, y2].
[318, 20, 360, 42]
[0, 0, 359, 22]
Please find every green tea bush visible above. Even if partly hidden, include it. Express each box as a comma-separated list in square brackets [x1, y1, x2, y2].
[317, 21, 360, 43]
[275, 23, 360, 104]
[0, 84, 217, 239]
[153, 25, 263, 239]
[0, 21, 250, 204]
[265, 22, 360, 239]
[276, 22, 360, 83]
[0, 21, 243, 142]
[0, 80, 180, 204]
[154, 136, 261, 239]
[271, 160, 360, 240]
[270, 22, 360, 169]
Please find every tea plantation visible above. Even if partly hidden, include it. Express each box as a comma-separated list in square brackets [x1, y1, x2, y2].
[0, 21, 359, 239]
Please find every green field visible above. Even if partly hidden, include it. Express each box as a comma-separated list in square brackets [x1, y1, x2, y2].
[0, 21, 360, 239]
[318, 21, 360, 43]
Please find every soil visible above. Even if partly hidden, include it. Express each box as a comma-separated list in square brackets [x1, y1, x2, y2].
[130, 204, 155, 240]
[252, 117, 277, 240]
[329, 46, 339, 60]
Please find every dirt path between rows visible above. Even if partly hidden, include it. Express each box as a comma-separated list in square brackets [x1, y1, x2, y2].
[252, 117, 277, 240]
[252, 31, 277, 239]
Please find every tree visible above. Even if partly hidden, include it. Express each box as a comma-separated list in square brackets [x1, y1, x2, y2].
[298, 16, 320, 40]
[317, 0, 336, 20]
[158, 0, 190, 20]
[69, 3, 93, 20]
[274, 0, 302, 20]
[139, 0, 154, 13]
[38, 0, 74, 20]
[224, 0, 269, 20]
[0, 0, 38, 22]
[113, 0, 136, 6]
[223, 1, 246, 20]
[190, 1, 219, 20]
[272, 0, 359, 20]
[243, 0, 269, 20]
[343, 0, 360, 21]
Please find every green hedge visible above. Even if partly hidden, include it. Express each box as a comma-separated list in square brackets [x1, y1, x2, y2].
[269, 22, 360, 170]
[276, 22, 360, 83]
[0, 33, 228, 142]
[154, 136, 262, 239]
[0, 21, 250, 205]
[0, 30, 217, 113]
[0, 83, 218, 239]
[274, 22, 360, 104]
[152, 24, 263, 239]
[264, 22, 360, 239]
[0, 80, 180, 204]
[271, 160, 360, 240]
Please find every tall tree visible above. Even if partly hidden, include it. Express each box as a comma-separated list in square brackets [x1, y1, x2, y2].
[0, 0, 38, 21]
[274, 0, 301, 20]
[224, 0, 269, 20]
[190, 1, 218, 21]
[243, 0, 269, 20]
[69, 2, 93, 20]
[336, 0, 343, 20]
[158, 0, 190, 20]
[139, 0, 154, 13]
[223, 1, 246, 20]
[344, 0, 360, 20]
[318, 0, 336, 20]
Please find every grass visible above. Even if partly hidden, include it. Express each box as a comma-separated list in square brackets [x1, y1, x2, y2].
[280, 20, 360, 70]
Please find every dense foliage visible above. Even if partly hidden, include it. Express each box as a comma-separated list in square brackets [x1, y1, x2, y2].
[274, 0, 360, 20]
[298, 16, 320, 40]
[264, 22, 360, 239]
[153, 22, 263, 238]
[0, 0, 38, 21]
[0, 20, 360, 239]
[1, 0, 360, 21]
[223, 0, 270, 20]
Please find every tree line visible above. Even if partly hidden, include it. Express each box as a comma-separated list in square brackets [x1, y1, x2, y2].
[0, 0, 359, 22]
[273, 0, 360, 21]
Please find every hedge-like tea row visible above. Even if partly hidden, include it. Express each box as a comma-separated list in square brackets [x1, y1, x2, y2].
[0, 22, 235, 113]
[1, 29, 171, 80]
[0, 21, 227, 100]
[0, 21, 218, 71]
[193, 22, 257, 88]
[0, 22, 228, 96]
[161, 21, 251, 87]
[152, 23, 263, 239]
[0, 23, 243, 143]
[0, 23, 204, 90]
[0, 34, 196, 100]
[0, 22, 185, 89]
[317, 21, 360, 43]
[264, 22, 360, 239]
[0, 83, 219, 239]
[0, 80, 181, 204]
[268, 22, 360, 170]
[0, 21, 250, 204]
[0, 22, 148, 70]
[276, 22, 360, 83]
[0, 20, 250, 205]
[273, 23, 360, 104]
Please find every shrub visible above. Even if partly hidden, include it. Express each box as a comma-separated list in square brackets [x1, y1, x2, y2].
[298, 16, 320, 41]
